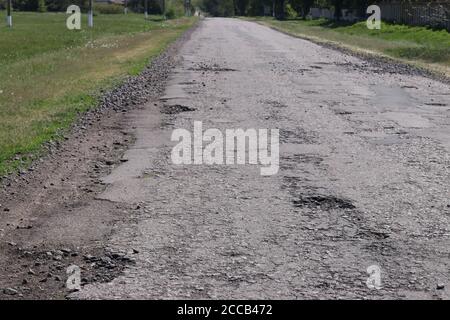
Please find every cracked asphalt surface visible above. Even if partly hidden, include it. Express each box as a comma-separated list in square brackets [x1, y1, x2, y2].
[1, 18, 450, 300]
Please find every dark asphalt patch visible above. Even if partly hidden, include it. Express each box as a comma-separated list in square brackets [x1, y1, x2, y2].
[280, 129, 318, 144]
[282, 154, 324, 168]
[357, 229, 390, 240]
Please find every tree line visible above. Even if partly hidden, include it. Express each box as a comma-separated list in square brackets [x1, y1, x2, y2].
[0, 0, 173, 14]
[0, 0, 86, 12]
[0, 0, 441, 19]
[196, 0, 439, 19]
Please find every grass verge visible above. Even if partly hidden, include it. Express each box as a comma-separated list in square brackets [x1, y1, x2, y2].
[0, 12, 197, 176]
[246, 17, 450, 77]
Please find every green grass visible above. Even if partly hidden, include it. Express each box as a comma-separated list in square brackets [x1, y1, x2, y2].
[248, 17, 450, 69]
[0, 11, 196, 176]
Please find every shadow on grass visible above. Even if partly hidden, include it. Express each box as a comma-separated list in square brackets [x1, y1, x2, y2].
[315, 19, 358, 28]
[279, 17, 360, 28]
[146, 17, 166, 22]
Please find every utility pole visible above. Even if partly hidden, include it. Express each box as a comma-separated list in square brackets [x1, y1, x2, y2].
[272, 0, 275, 18]
[88, 0, 94, 27]
[124, 0, 128, 14]
[145, 0, 148, 19]
[6, 0, 12, 28]
[184, 0, 191, 17]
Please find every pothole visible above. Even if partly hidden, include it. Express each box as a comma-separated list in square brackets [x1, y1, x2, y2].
[334, 110, 353, 115]
[161, 104, 196, 114]
[401, 85, 418, 89]
[280, 129, 318, 144]
[425, 102, 447, 107]
[292, 195, 356, 210]
[357, 229, 390, 240]
[2, 246, 136, 299]
[179, 81, 196, 85]
[188, 63, 237, 72]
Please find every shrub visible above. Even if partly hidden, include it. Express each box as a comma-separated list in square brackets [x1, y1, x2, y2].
[165, 0, 185, 19]
[94, 3, 124, 15]
[165, 7, 176, 19]
[285, 4, 297, 19]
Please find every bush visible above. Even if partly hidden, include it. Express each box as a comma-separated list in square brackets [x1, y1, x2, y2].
[165, 0, 185, 19]
[202, 0, 234, 17]
[94, 3, 124, 15]
[165, 7, 176, 19]
[285, 3, 297, 19]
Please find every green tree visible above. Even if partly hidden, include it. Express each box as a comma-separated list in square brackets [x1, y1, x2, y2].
[38, 0, 46, 12]
[200, 0, 234, 16]
[235, 0, 249, 15]
[289, 0, 314, 18]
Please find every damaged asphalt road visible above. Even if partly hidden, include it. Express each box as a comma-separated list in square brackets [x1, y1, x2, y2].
[1, 18, 450, 299]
